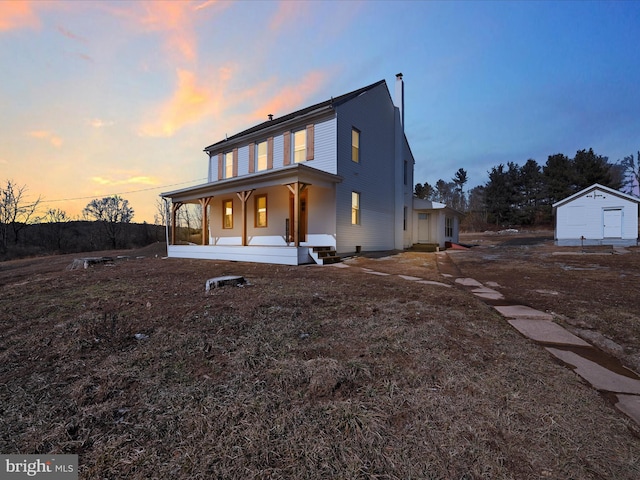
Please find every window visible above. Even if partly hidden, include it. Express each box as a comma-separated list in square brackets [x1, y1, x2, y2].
[352, 128, 360, 162]
[351, 192, 360, 225]
[403, 206, 407, 231]
[403, 160, 408, 185]
[257, 141, 268, 171]
[255, 195, 267, 227]
[293, 129, 306, 163]
[224, 152, 233, 179]
[222, 199, 233, 229]
[445, 217, 453, 237]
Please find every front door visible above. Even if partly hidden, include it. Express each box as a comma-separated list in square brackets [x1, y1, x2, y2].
[289, 189, 308, 243]
[417, 212, 430, 243]
[603, 208, 622, 238]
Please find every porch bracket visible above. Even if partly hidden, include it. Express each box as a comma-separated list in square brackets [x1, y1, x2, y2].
[170, 201, 184, 245]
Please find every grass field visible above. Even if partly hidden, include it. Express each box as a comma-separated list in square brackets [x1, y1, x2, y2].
[1, 241, 639, 479]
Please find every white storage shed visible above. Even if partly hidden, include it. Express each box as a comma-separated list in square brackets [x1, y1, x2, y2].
[552, 184, 639, 246]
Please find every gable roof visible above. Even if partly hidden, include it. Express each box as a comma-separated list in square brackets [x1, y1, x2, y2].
[552, 183, 640, 209]
[204, 79, 387, 152]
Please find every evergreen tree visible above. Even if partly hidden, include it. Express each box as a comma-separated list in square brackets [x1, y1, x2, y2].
[452, 168, 468, 211]
[543, 153, 575, 205]
[573, 148, 617, 190]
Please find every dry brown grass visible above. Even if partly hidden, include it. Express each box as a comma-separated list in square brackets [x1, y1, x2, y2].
[1, 242, 639, 479]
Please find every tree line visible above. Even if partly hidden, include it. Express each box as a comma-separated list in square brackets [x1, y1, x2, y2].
[0, 179, 164, 260]
[415, 148, 639, 230]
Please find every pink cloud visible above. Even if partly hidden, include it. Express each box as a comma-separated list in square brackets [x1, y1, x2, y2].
[28, 130, 63, 148]
[250, 70, 329, 122]
[57, 25, 87, 43]
[269, 1, 309, 32]
[92, 175, 157, 186]
[138, 68, 214, 137]
[0, 0, 40, 31]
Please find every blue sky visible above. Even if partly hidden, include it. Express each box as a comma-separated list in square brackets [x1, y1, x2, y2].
[1, 0, 639, 222]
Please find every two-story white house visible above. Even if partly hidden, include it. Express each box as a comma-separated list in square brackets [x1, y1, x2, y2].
[161, 74, 415, 265]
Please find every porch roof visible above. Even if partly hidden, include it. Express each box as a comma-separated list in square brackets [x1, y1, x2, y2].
[161, 163, 343, 203]
[413, 197, 463, 216]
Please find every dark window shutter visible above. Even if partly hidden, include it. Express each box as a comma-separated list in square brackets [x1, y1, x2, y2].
[283, 131, 291, 166]
[248, 143, 255, 173]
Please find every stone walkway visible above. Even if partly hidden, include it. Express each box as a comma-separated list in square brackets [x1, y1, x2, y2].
[436, 251, 640, 425]
[335, 252, 640, 424]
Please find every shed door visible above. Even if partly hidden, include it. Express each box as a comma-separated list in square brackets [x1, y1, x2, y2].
[603, 209, 622, 238]
[418, 213, 430, 243]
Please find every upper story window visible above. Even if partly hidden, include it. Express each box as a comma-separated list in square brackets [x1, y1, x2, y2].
[352, 128, 360, 163]
[257, 141, 268, 171]
[293, 129, 306, 163]
[224, 152, 233, 179]
[223, 199, 233, 229]
[284, 125, 314, 165]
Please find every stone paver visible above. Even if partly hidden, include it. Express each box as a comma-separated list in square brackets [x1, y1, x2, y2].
[508, 319, 591, 346]
[416, 280, 451, 288]
[330, 263, 350, 268]
[398, 275, 422, 281]
[615, 394, 640, 424]
[455, 277, 484, 287]
[493, 305, 553, 320]
[364, 270, 390, 276]
[471, 287, 504, 300]
[545, 347, 640, 394]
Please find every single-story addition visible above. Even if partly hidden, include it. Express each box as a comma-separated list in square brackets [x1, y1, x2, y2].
[412, 198, 462, 249]
[552, 183, 640, 246]
[161, 74, 416, 265]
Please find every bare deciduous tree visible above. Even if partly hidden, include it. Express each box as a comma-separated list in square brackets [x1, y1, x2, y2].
[42, 208, 70, 251]
[83, 195, 134, 249]
[0, 180, 41, 250]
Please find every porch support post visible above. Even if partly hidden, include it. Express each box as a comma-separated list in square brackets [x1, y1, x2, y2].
[236, 190, 254, 246]
[199, 197, 212, 245]
[171, 201, 184, 245]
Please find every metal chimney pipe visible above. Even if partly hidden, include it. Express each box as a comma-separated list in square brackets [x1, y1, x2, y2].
[395, 73, 404, 127]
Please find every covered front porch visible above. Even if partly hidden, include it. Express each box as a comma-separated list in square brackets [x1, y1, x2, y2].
[161, 164, 342, 265]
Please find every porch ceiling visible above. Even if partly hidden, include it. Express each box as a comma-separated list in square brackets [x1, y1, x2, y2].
[161, 164, 342, 203]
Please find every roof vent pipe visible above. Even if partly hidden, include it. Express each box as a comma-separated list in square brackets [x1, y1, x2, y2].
[268, 114, 273, 120]
[395, 73, 404, 128]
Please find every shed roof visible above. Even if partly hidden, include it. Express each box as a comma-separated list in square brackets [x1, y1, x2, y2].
[552, 183, 640, 209]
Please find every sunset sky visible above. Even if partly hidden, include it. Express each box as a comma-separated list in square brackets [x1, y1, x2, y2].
[1, 0, 639, 223]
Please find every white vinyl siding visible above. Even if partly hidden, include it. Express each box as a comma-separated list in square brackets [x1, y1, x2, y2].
[334, 82, 399, 253]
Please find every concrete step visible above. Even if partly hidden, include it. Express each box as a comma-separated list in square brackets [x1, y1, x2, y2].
[410, 243, 440, 252]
